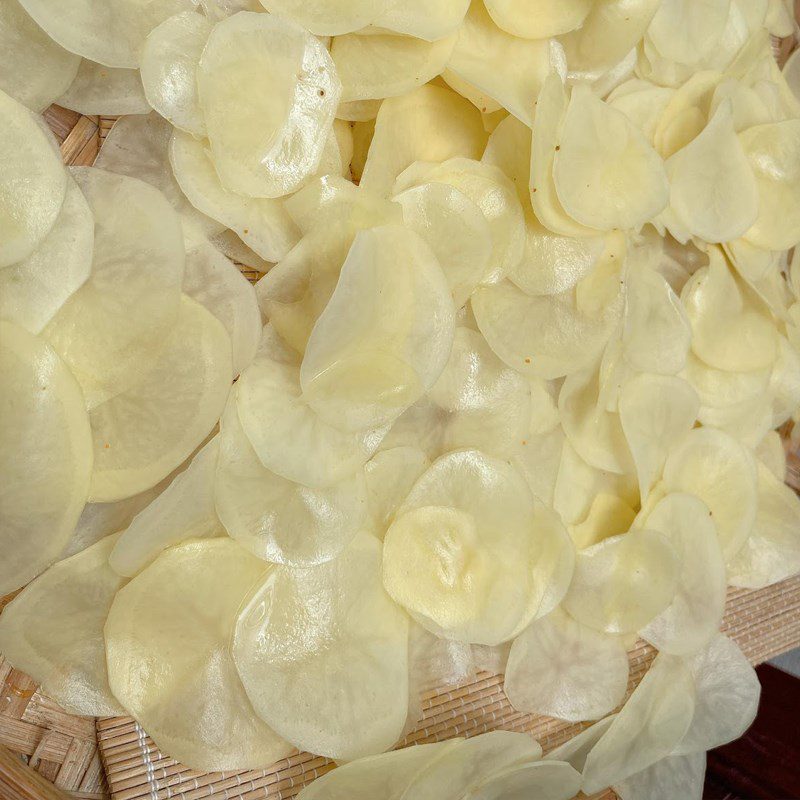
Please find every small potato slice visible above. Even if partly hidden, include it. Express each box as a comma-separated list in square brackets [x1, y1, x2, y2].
[89, 295, 232, 502]
[505, 607, 629, 722]
[258, 0, 385, 37]
[371, 0, 470, 41]
[140, 11, 213, 136]
[614, 752, 706, 800]
[553, 84, 669, 231]
[0, 322, 93, 596]
[233, 531, 409, 761]
[674, 634, 760, 754]
[0, 534, 124, 716]
[662, 427, 758, 562]
[57, 59, 150, 115]
[581, 653, 696, 794]
[0, 175, 93, 334]
[562, 529, 679, 634]
[0, 0, 80, 111]
[215, 391, 366, 565]
[469, 760, 582, 800]
[0, 89, 66, 268]
[484, 0, 592, 38]
[197, 12, 340, 199]
[106, 538, 290, 771]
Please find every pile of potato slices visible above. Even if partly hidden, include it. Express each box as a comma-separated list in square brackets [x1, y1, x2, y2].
[1, 0, 800, 796]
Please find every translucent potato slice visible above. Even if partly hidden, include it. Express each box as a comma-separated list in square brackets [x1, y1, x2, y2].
[674, 634, 760, 754]
[545, 715, 616, 772]
[337, 97, 382, 121]
[88, 295, 232, 502]
[608, 81, 675, 143]
[484, 0, 592, 39]
[754, 430, 786, 482]
[170, 131, 300, 263]
[569, 492, 637, 551]
[233, 531, 409, 761]
[300, 224, 455, 432]
[646, 0, 731, 65]
[236, 326, 386, 488]
[0, 322, 93, 596]
[332, 31, 456, 103]
[0, 0, 81, 112]
[662, 427, 758, 562]
[481, 111, 529, 204]
[140, 11, 212, 136]
[682, 351, 770, 412]
[258, 0, 385, 37]
[215, 391, 366, 565]
[553, 84, 669, 231]
[562, 529, 679, 634]
[441, 69, 502, 115]
[614, 752, 706, 800]
[57, 59, 150, 115]
[581, 653, 696, 794]
[197, 12, 341, 199]
[469, 760, 582, 800]
[0, 534, 124, 716]
[360, 85, 486, 196]
[106, 538, 290, 771]
[0, 175, 93, 334]
[0, 90, 66, 269]
[371, 0, 470, 41]
[505, 607, 629, 722]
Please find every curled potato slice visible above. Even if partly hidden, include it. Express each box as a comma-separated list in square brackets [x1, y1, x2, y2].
[614, 752, 706, 800]
[0, 534, 124, 716]
[233, 531, 409, 761]
[0, 89, 66, 269]
[505, 607, 629, 722]
[0, 322, 92, 596]
[258, 0, 385, 36]
[106, 538, 291, 770]
[197, 12, 340, 199]
[484, 0, 592, 38]
[57, 59, 150, 115]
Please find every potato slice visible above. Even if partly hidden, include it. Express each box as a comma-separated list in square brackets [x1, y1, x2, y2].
[0, 534, 124, 716]
[0, 175, 93, 334]
[569, 492, 637, 551]
[233, 531, 409, 760]
[258, 0, 385, 36]
[484, 0, 592, 38]
[614, 752, 706, 800]
[647, 0, 731, 66]
[0, 89, 66, 269]
[0, 0, 81, 111]
[371, 0, 469, 41]
[197, 12, 340, 199]
[505, 607, 629, 722]
[89, 295, 232, 502]
[337, 97, 382, 121]
[682, 351, 770, 412]
[441, 69, 502, 114]
[544, 715, 616, 771]
[0, 322, 92, 596]
[57, 59, 150, 115]
[581, 653, 696, 794]
[470, 760, 582, 800]
[106, 538, 290, 770]
[661, 427, 758, 561]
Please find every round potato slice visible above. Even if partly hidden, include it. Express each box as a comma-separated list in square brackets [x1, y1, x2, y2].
[233, 531, 409, 761]
[88, 295, 232, 502]
[197, 12, 341, 199]
[505, 608, 629, 722]
[258, 0, 385, 36]
[57, 59, 150, 115]
[0, 175, 93, 334]
[470, 760, 582, 800]
[0, 89, 66, 269]
[614, 752, 706, 800]
[484, 0, 592, 38]
[105, 538, 290, 771]
[0, 534, 124, 716]
[140, 11, 213, 136]
[0, 322, 93, 596]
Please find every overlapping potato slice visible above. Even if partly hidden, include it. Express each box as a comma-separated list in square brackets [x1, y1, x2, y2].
[88, 295, 232, 502]
[646, 0, 731, 67]
[258, 0, 385, 36]
[0, 322, 93, 596]
[57, 59, 150, 115]
[682, 351, 770, 415]
[197, 12, 340, 198]
[581, 653, 696, 794]
[614, 752, 706, 800]
[484, 0, 592, 38]
[545, 715, 616, 771]
[0, 176, 93, 334]
[569, 492, 637, 551]
[300, 224, 455, 431]
[469, 760, 582, 800]
[0, 89, 66, 269]
[505, 608, 629, 722]
[105, 538, 290, 770]
[233, 531, 409, 760]
[0, 535, 124, 717]
[371, 0, 470, 41]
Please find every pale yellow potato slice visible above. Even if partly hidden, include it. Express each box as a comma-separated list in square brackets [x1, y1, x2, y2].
[662, 427, 758, 561]
[140, 11, 213, 136]
[484, 0, 592, 38]
[562, 529, 679, 634]
[0, 176, 93, 334]
[569, 492, 637, 551]
[512, 427, 564, 508]
[0, 89, 66, 268]
[233, 531, 409, 760]
[770, 334, 800, 428]
[505, 607, 629, 722]
[106, 538, 290, 770]
[481, 112, 529, 205]
[57, 59, 150, 115]
[614, 752, 706, 800]
[646, 0, 731, 66]
[581, 653, 696, 794]
[469, 759, 582, 800]
[89, 295, 232, 502]
[754, 430, 786, 482]
[258, 0, 385, 37]
[0, 534, 124, 716]
[0, 322, 93, 596]
[682, 351, 770, 412]
[371, 0, 469, 41]
[544, 715, 616, 771]
[784, 47, 800, 101]
[197, 12, 340, 199]
[608, 81, 675, 143]
[0, 0, 80, 111]
[441, 69, 502, 114]
[336, 97, 382, 121]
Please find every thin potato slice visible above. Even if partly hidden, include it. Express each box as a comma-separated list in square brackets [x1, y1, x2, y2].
[505, 607, 629, 722]
[682, 351, 770, 412]
[0, 322, 93, 596]
[484, 0, 592, 38]
[233, 531, 409, 761]
[470, 760, 582, 800]
[614, 752, 706, 800]
[197, 12, 341, 198]
[57, 59, 150, 115]
[569, 492, 637, 551]
[371, 0, 470, 41]
[258, 0, 385, 37]
[441, 69, 502, 114]
[647, 0, 731, 66]
[106, 539, 291, 771]
[754, 431, 786, 482]
[545, 716, 616, 772]
[336, 97, 382, 121]
[0, 535, 124, 716]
